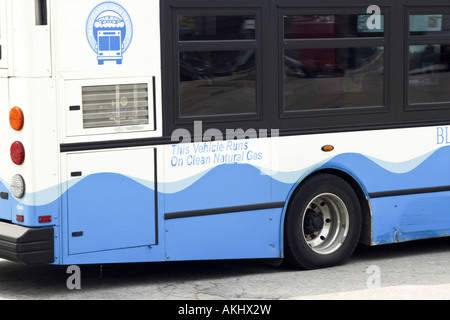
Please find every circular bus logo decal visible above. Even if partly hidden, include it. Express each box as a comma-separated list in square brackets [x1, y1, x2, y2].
[86, 2, 133, 65]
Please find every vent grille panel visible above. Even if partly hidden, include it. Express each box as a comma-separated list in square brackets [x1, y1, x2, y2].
[82, 83, 149, 129]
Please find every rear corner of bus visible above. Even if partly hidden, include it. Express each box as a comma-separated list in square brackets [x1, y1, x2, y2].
[0, 0, 57, 266]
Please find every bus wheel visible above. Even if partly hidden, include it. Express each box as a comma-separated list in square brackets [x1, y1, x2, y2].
[284, 174, 362, 269]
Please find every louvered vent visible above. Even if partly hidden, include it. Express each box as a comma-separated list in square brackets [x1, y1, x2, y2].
[82, 83, 149, 129]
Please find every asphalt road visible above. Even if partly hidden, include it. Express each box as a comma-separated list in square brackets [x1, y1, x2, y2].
[0, 237, 449, 300]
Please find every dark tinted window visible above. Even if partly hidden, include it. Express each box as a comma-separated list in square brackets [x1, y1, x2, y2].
[176, 14, 259, 120]
[179, 15, 256, 41]
[179, 50, 256, 117]
[284, 14, 384, 39]
[409, 44, 450, 105]
[408, 12, 450, 107]
[284, 47, 384, 112]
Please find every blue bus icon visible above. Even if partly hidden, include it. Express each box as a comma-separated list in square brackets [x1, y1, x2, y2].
[97, 30, 123, 65]
[87, 3, 133, 66]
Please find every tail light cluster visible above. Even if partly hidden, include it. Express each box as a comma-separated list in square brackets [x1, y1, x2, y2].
[9, 107, 24, 131]
[10, 141, 25, 165]
[9, 107, 25, 199]
[9, 107, 51, 225]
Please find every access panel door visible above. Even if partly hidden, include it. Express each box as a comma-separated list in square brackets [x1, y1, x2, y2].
[66, 148, 156, 255]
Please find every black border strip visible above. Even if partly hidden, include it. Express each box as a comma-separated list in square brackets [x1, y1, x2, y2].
[60, 137, 173, 153]
[153, 148, 159, 245]
[152, 76, 157, 131]
[370, 185, 450, 198]
[165, 202, 285, 220]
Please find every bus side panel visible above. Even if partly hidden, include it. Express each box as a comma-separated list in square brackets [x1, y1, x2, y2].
[60, 245, 166, 266]
[323, 145, 450, 245]
[165, 208, 283, 262]
[0, 78, 11, 221]
[163, 140, 272, 214]
[10, 0, 51, 77]
[0, 180, 10, 221]
[7, 77, 59, 228]
[162, 139, 278, 262]
[0, 0, 8, 70]
[64, 148, 157, 256]
[268, 127, 450, 247]
[371, 192, 450, 244]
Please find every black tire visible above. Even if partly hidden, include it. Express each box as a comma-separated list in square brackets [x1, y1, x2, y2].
[284, 173, 362, 270]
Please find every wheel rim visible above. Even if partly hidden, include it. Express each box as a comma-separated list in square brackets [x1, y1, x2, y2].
[302, 193, 350, 255]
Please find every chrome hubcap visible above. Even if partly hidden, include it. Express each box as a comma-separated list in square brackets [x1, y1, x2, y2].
[302, 193, 350, 255]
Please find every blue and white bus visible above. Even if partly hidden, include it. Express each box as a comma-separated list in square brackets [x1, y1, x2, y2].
[1, 0, 450, 269]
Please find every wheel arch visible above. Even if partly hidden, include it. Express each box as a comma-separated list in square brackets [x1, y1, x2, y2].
[281, 168, 373, 254]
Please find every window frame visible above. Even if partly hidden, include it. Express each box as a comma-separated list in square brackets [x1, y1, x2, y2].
[161, 0, 450, 141]
[278, 7, 390, 121]
[171, 6, 265, 126]
[405, 7, 450, 112]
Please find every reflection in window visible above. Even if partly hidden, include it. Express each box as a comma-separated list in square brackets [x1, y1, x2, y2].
[409, 45, 450, 105]
[284, 14, 384, 39]
[410, 15, 450, 35]
[179, 50, 256, 117]
[179, 15, 256, 41]
[284, 47, 384, 111]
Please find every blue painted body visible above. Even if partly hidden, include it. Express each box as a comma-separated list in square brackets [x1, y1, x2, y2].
[66, 173, 156, 255]
[0, 180, 10, 222]
[2, 144, 450, 265]
[165, 208, 282, 262]
[323, 148, 450, 244]
[164, 164, 271, 213]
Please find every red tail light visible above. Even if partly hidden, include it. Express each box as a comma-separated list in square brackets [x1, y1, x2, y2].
[39, 216, 52, 223]
[10, 141, 25, 165]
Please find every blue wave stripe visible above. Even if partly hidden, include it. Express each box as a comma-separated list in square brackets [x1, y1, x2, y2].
[1, 146, 449, 216]
[324, 147, 450, 193]
[164, 164, 271, 213]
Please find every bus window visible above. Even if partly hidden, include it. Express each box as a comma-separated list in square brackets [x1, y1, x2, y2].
[284, 14, 385, 39]
[408, 14, 450, 106]
[176, 14, 259, 119]
[283, 14, 385, 114]
[179, 50, 256, 117]
[284, 47, 384, 112]
[179, 15, 255, 41]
